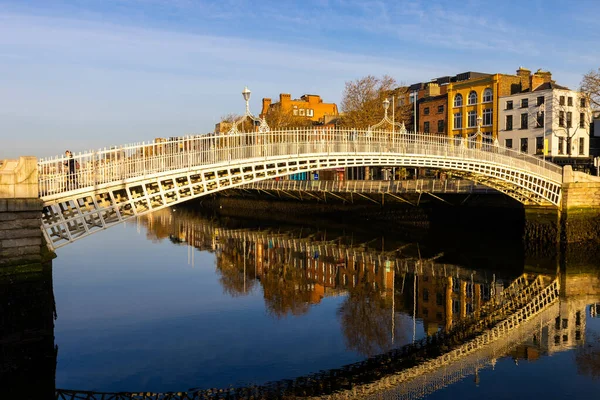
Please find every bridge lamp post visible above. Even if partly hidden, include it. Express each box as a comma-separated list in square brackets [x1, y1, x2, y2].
[242, 86, 252, 115]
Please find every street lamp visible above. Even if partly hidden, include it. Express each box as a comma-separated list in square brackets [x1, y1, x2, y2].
[242, 86, 251, 114]
[228, 86, 270, 134]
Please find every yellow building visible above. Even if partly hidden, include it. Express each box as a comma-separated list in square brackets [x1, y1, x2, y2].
[446, 74, 500, 140]
[261, 93, 339, 124]
[446, 68, 549, 140]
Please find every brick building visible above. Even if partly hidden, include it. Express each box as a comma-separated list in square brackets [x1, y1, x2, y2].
[260, 93, 339, 124]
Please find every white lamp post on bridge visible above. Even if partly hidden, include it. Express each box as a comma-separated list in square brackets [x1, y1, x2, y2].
[228, 86, 270, 135]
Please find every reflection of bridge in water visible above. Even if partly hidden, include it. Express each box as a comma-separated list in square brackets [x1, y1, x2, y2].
[50, 209, 600, 400]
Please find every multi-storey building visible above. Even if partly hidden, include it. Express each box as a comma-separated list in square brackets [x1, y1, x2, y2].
[400, 72, 490, 134]
[498, 74, 592, 161]
[446, 68, 553, 142]
[260, 93, 339, 124]
[418, 89, 447, 134]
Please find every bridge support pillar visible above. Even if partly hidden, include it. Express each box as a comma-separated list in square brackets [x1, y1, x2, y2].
[560, 166, 600, 243]
[0, 157, 44, 268]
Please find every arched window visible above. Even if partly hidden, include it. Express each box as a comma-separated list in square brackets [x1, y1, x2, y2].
[483, 88, 493, 103]
[468, 91, 477, 105]
[454, 94, 463, 107]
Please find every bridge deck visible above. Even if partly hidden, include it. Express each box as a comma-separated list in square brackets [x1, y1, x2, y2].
[38, 129, 564, 249]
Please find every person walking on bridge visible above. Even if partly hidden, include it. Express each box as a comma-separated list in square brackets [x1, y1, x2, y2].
[64, 150, 78, 190]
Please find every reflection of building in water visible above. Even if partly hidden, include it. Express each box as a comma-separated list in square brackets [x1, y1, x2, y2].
[416, 274, 502, 334]
[509, 298, 589, 362]
[141, 209, 517, 325]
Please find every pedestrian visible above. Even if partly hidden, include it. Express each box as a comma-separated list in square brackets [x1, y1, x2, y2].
[64, 150, 78, 190]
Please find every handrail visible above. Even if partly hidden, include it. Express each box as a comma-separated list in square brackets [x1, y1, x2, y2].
[38, 128, 564, 198]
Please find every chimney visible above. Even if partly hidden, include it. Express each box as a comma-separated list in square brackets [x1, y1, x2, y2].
[531, 69, 553, 91]
[516, 67, 531, 92]
[280, 93, 291, 103]
[261, 98, 272, 118]
[425, 83, 440, 98]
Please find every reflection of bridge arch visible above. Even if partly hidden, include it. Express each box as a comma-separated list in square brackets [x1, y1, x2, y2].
[38, 129, 563, 249]
[54, 272, 560, 400]
[54, 210, 600, 400]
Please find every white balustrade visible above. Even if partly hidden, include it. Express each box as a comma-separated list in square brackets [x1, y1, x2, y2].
[38, 128, 563, 200]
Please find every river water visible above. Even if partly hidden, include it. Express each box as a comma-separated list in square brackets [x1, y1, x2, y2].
[3, 201, 600, 399]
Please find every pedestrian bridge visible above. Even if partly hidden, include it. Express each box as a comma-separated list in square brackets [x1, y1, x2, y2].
[37, 128, 564, 249]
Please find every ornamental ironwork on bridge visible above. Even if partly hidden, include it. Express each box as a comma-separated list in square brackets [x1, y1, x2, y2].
[37, 127, 564, 249]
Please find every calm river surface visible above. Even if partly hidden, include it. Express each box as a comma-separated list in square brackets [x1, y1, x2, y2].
[5, 202, 600, 399]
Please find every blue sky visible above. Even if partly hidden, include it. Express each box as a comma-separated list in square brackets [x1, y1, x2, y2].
[1, 0, 599, 158]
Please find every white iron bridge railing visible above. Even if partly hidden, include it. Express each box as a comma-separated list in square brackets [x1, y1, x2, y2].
[38, 128, 564, 200]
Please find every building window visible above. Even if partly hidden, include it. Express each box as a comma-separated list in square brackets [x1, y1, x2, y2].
[454, 94, 463, 107]
[558, 137, 565, 155]
[468, 91, 477, 105]
[506, 100, 513, 110]
[452, 299, 461, 313]
[537, 96, 545, 106]
[521, 113, 528, 129]
[567, 112, 572, 128]
[505, 138, 513, 148]
[299, 109, 306, 116]
[437, 119, 444, 133]
[559, 111, 565, 127]
[437, 105, 444, 113]
[521, 138, 528, 153]
[424, 121, 430, 133]
[536, 111, 544, 128]
[468, 111, 477, 127]
[424, 107, 430, 115]
[436, 292, 443, 306]
[536, 137, 544, 155]
[506, 115, 513, 131]
[521, 98, 529, 108]
[568, 97, 573, 106]
[483, 88, 492, 103]
[307, 109, 314, 117]
[423, 289, 429, 302]
[560, 96, 565, 106]
[581, 98, 586, 108]
[483, 108, 492, 126]
[293, 107, 298, 116]
[579, 138, 585, 155]
[580, 113, 585, 128]
[453, 112, 462, 129]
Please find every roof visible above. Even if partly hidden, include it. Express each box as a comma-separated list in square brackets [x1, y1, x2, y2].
[532, 82, 570, 91]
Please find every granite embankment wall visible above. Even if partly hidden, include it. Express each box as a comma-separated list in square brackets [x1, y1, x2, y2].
[560, 166, 600, 243]
[0, 157, 44, 267]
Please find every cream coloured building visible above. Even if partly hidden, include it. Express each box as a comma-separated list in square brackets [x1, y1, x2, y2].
[498, 78, 592, 160]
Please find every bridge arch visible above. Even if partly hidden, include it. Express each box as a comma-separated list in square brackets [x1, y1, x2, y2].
[38, 128, 563, 248]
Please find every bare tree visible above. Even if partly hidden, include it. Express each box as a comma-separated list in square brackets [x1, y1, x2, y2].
[550, 90, 591, 157]
[340, 75, 411, 129]
[580, 68, 600, 110]
[217, 113, 255, 133]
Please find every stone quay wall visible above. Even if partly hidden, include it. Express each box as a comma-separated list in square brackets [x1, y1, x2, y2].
[0, 157, 43, 267]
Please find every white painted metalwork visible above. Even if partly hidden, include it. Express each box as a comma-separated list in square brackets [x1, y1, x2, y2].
[227, 86, 270, 134]
[240, 179, 496, 194]
[38, 128, 564, 249]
